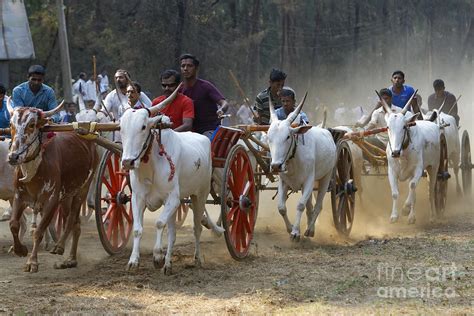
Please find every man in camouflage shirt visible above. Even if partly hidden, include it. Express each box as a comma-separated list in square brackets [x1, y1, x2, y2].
[253, 68, 286, 125]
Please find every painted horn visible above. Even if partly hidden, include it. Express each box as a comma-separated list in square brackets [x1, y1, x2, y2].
[43, 100, 65, 117]
[287, 92, 308, 123]
[148, 82, 183, 116]
[400, 89, 418, 115]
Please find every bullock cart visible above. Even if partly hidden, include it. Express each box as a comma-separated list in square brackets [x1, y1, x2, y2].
[343, 121, 450, 217]
[209, 124, 357, 259]
[2, 121, 356, 260]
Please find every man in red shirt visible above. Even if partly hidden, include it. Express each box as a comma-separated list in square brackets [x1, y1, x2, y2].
[151, 69, 194, 131]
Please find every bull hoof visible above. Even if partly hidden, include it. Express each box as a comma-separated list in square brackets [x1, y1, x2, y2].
[290, 233, 301, 242]
[390, 215, 399, 223]
[50, 245, 64, 255]
[408, 216, 416, 225]
[126, 260, 140, 271]
[13, 244, 28, 257]
[153, 256, 165, 269]
[24, 262, 39, 273]
[194, 256, 202, 268]
[54, 259, 78, 269]
[304, 229, 315, 238]
[164, 265, 172, 276]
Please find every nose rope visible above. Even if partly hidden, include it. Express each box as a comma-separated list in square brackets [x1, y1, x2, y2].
[283, 135, 297, 164]
[129, 131, 153, 165]
[12, 131, 43, 163]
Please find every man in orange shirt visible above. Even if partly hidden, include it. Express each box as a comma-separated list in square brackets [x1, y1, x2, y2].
[151, 69, 194, 131]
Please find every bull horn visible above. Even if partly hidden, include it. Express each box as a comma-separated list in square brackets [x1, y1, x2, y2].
[43, 100, 65, 117]
[287, 91, 308, 123]
[93, 98, 102, 112]
[320, 106, 327, 128]
[6, 96, 14, 117]
[400, 89, 418, 115]
[268, 92, 278, 123]
[375, 90, 391, 113]
[77, 93, 86, 111]
[148, 82, 183, 116]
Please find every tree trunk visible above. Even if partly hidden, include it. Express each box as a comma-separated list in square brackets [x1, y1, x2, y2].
[246, 0, 260, 98]
[309, 0, 321, 91]
[174, 0, 187, 60]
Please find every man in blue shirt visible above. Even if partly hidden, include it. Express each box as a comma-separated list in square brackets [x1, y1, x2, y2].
[388, 70, 421, 114]
[12, 65, 59, 122]
[275, 87, 309, 124]
[0, 85, 10, 132]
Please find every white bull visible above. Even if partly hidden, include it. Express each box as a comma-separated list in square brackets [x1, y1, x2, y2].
[382, 100, 440, 224]
[120, 87, 223, 274]
[267, 93, 336, 240]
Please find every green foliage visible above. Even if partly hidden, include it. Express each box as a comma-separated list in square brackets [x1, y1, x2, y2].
[8, 0, 474, 108]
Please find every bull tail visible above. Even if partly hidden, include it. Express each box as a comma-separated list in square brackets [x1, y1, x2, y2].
[203, 209, 225, 236]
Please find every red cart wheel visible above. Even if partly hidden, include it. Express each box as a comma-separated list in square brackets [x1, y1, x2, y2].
[48, 205, 65, 242]
[435, 134, 449, 216]
[175, 203, 189, 228]
[95, 150, 133, 255]
[331, 141, 356, 236]
[221, 144, 258, 260]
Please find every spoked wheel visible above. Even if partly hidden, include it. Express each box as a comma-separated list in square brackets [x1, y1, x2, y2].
[435, 134, 449, 216]
[221, 144, 258, 260]
[331, 141, 357, 236]
[95, 150, 133, 255]
[461, 130, 472, 196]
[48, 206, 65, 242]
[175, 202, 190, 228]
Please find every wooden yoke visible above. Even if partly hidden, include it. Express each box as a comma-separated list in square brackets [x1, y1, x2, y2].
[343, 121, 417, 140]
[236, 122, 302, 132]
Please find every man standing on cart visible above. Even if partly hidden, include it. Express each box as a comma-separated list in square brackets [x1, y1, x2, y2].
[253, 68, 286, 125]
[179, 54, 228, 139]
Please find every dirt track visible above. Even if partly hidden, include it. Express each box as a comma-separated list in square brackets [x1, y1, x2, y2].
[0, 177, 472, 314]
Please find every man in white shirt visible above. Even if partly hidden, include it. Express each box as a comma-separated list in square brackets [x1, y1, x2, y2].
[99, 69, 109, 94]
[365, 88, 402, 147]
[84, 75, 98, 107]
[73, 72, 87, 98]
[104, 69, 152, 120]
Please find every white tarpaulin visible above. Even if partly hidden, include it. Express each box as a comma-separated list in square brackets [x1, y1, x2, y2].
[0, 0, 35, 60]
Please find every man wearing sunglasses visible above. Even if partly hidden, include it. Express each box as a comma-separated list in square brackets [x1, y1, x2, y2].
[12, 65, 60, 122]
[151, 69, 194, 132]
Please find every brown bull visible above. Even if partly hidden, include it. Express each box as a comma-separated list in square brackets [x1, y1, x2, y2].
[8, 105, 98, 272]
